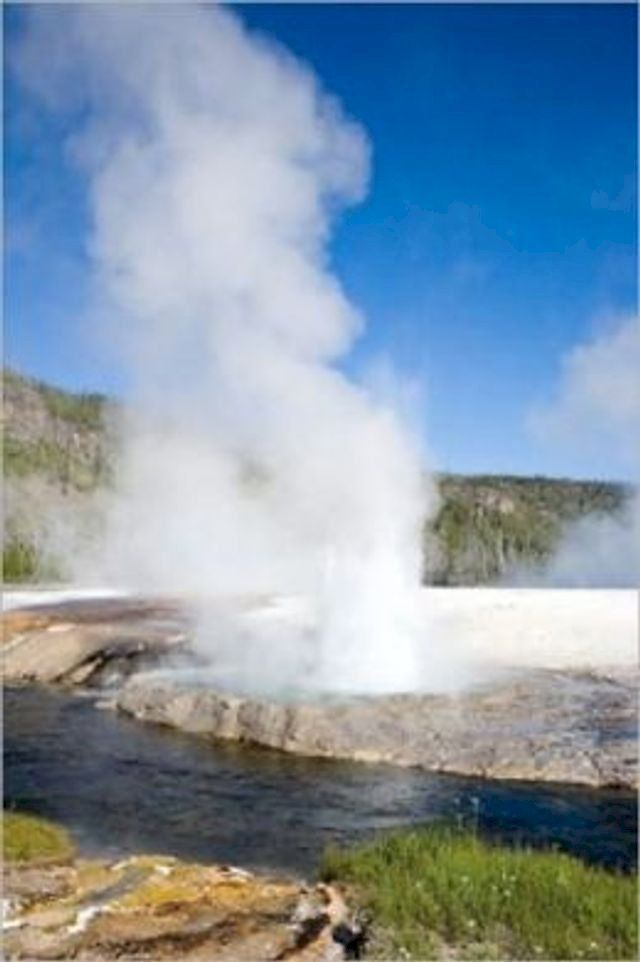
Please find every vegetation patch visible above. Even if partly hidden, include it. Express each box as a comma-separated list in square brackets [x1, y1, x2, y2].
[39, 383, 106, 432]
[3, 811, 75, 865]
[3, 533, 64, 583]
[320, 825, 638, 960]
[3, 433, 110, 490]
[3, 537, 41, 582]
[3, 366, 107, 431]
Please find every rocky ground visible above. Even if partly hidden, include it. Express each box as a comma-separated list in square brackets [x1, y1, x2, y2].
[3, 853, 358, 961]
[3, 593, 638, 789]
[2, 597, 193, 687]
[117, 668, 638, 790]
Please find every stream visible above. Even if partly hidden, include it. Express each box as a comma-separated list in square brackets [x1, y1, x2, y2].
[4, 686, 637, 876]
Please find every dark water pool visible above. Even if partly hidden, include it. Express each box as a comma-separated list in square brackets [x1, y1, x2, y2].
[3, 687, 637, 875]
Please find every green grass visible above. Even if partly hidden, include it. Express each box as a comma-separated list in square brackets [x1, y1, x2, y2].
[320, 826, 638, 960]
[3, 812, 75, 865]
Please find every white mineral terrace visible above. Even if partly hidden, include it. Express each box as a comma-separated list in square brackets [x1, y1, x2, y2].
[2, 587, 131, 611]
[422, 587, 638, 670]
[3, 586, 637, 671]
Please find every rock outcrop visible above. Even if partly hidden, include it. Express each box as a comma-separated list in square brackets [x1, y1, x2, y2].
[3, 853, 354, 961]
[2, 598, 192, 687]
[116, 668, 638, 790]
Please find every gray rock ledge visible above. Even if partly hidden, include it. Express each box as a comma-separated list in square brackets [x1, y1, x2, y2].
[116, 668, 638, 789]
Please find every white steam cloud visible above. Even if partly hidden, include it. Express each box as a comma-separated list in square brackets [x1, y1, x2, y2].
[527, 315, 640, 587]
[14, 4, 440, 693]
[530, 314, 640, 460]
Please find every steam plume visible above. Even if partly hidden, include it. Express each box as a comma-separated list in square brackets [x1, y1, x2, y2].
[526, 315, 640, 588]
[14, 4, 438, 693]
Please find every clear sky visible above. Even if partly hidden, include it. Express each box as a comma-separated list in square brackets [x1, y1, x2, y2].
[4, 3, 637, 480]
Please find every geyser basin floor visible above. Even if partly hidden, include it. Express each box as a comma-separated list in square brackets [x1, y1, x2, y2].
[424, 586, 637, 670]
[4, 687, 636, 875]
[4, 586, 637, 671]
[4, 588, 637, 788]
[118, 668, 638, 789]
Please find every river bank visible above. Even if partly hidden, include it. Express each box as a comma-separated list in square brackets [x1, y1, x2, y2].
[3, 589, 638, 790]
[5, 687, 637, 875]
[4, 587, 638, 959]
[3, 813, 354, 962]
[3, 810, 636, 962]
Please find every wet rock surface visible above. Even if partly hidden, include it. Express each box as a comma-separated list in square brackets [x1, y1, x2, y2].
[116, 669, 638, 790]
[3, 854, 353, 961]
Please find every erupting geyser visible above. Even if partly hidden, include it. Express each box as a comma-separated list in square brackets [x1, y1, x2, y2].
[15, 4, 440, 693]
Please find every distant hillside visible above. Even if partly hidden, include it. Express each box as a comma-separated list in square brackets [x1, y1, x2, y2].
[3, 368, 115, 491]
[425, 473, 628, 585]
[2, 368, 632, 584]
[2, 368, 117, 580]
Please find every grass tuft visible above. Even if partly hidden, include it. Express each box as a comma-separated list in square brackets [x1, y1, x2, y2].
[3, 811, 75, 865]
[319, 825, 638, 960]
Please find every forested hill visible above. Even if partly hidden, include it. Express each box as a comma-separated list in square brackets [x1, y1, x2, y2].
[426, 473, 628, 585]
[2, 368, 631, 584]
[3, 367, 114, 492]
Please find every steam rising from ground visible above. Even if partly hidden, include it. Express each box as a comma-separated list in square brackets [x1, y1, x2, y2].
[532, 502, 639, 587]
[525, 315, 640, 588]
[14, 5, 438, 693]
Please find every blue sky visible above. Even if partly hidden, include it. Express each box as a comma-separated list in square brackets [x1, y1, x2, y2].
[4, 3, 637, 479]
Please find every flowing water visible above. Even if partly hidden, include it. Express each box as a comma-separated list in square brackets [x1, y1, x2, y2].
[4, 687, 637, 876]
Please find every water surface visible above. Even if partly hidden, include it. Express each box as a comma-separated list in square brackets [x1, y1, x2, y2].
[4, 687, 636, 875]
